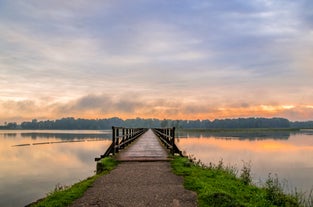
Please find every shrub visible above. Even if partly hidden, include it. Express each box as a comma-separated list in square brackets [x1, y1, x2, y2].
[240, 161, 252, 185]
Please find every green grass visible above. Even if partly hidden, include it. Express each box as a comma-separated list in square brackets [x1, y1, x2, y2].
[171, 156, 300, 207]
[29, 155, 309, 207]
[30, 157, 118, 207]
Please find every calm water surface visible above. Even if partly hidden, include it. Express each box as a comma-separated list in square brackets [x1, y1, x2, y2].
[1, 130, 313, 206]
[0, 130, 112, 207]
[176, 130, 313, 194]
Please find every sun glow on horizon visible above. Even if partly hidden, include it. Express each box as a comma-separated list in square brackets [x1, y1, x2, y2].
[1, 96, 312, 123]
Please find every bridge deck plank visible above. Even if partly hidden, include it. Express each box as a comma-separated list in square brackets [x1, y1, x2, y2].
[116, 129, 169, 161]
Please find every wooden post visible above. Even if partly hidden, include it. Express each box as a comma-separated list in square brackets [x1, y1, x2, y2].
[112, 126, 116, 155]
[125, 128, 128, 144]
[171, 127, 175, 155]
[116, 128, 119, 153]
[121, 128, 125, 149]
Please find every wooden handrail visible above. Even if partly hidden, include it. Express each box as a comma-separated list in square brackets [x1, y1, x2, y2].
[152, 127, 183, 156]
[95, 127, 148, 161]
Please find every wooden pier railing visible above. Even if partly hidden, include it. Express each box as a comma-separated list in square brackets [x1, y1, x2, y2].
[152, 127, 183, 156]
[95, 127, 147, 161]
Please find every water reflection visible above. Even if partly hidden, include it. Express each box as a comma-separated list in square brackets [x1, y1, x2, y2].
[2, 131, 111, 140]
[176, 130, 313, 194]
[20, 133, 111, 140]
[0, 130, 111, 207]
[176, 130, 294, 140]
[12, 139, 107, 147]
[2, 133, 18, 138]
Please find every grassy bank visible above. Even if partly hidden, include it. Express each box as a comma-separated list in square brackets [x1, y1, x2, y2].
[28, 156, 311, 207]
[29, 157, 118, 207]
[171, 156, 302, 207]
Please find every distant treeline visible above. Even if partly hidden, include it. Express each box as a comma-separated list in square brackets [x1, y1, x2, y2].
[1, 117, 313, 130]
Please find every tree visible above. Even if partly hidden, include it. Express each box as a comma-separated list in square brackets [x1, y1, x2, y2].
[160, 119, 169, 128]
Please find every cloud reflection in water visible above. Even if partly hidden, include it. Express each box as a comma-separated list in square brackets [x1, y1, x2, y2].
[0, 130, 111, 206]
[176, 131, 313, 193]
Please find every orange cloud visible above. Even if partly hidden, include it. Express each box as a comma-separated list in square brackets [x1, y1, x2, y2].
[1, 94, 313, 123]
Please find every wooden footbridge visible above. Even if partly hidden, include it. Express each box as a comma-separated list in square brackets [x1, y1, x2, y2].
[71, 128, 197, 207]
[95, 127, 183, 162]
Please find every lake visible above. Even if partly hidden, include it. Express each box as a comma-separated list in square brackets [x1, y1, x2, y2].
[0, 130, 112, 207]
[176, 129, 313, 194]
[1, 129, 313, 206]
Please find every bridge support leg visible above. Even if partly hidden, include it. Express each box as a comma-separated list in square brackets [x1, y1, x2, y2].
[171, 127, 175, 155]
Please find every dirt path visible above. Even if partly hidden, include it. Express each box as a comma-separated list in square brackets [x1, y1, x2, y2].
[70, 161, 197, 207]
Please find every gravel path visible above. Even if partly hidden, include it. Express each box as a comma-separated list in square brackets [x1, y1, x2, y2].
[70, 161, 197, 207]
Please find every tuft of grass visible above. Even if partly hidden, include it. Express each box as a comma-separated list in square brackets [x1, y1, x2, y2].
[240, 161, 252, 185]
[264, 173, 298, 206]
[30, 157, 118, 207]
[96, 156, 119, 174]
[171, 156, 304, 207]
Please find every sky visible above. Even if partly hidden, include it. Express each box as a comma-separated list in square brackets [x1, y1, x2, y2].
[1, 0, 313, 123]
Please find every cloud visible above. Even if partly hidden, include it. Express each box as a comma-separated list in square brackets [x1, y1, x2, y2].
[51, 94, 146, 117]
[70, 94, 113, 111]
[0, 100, 50, 123]
[1, 92, 313, 123]
[0, 1, 313, 122]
